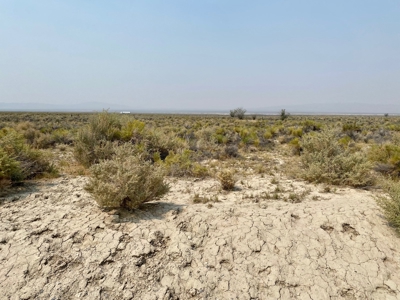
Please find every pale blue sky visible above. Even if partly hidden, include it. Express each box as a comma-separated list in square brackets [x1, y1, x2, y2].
[1, 1, 399, 111]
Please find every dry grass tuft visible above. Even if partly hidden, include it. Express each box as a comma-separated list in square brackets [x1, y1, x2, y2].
[216, 169, 237, 190]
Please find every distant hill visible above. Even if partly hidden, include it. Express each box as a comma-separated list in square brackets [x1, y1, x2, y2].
[253, 102, 400, 115]
[0, 102, 133, 112]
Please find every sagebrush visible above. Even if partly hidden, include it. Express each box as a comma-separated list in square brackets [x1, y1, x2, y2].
[86, 145, 169, 209]
[300, 128, 373, 187]
[74, 111, 122, 167]
[377, 180, 400, 234]
[0, 128, 56, 187]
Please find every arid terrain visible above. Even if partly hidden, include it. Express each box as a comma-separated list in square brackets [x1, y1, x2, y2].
[1, 172, 400, 299]
[1, 112, 400, 299]
[2, 0, 400, 298]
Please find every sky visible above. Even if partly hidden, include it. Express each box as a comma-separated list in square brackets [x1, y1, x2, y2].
[0, 1, 399, 111]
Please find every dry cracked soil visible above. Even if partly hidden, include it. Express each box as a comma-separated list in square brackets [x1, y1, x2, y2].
[1, 175, 400, 300]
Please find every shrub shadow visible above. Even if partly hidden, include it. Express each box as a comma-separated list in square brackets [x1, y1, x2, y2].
[116, 202, 185, 223]
[0, 181, 44, 206]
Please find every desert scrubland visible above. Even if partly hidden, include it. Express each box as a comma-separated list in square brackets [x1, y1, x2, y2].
[1, 111, 400, 299]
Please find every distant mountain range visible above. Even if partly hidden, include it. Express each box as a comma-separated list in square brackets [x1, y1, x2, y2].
[1, 101, 399, 115]
[0, 102, 132, 112]
[254, 103, 400, 115]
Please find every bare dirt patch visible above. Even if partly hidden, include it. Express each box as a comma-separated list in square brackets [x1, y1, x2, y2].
[1, 175, 400, 299]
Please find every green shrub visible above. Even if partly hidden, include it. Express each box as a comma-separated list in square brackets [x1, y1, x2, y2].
[163, 149, 209, 178]
[86, 144, 169, 209]
[236, 128, 258, 146]
[263, 126, 278, 140]
[20, 128, 73, 149]
[0, 128, 26, 154]
[75, 111, 188, 167]
[263, 130, 273, 139]
[143, 130, 187, 161]
[15, 121, 35, 132]
[289, 138, 301, 155]
[302, 119, 322, 132]
[118, 119, 188, 162]
[192, 163, 209, 178]
[224, 144, 239, 157]
[164, 150, 193, 176]
[368, 143, 400, 177]
[0, 128, 56, 183]
[0, 148, 22, 182]
[35, 133, 57, 149]
[377, 180, 400, 233]
[300, 128, 373, 187]
[51, 129, 73, 145]
[74, 111, 121, 167]
[22, 128, 41, 145]
[387, 124, 400, 132]
[17, 148, 57, 179]
[211, 127, 230, 145]
[280, 109, 290, 121]
[342, 122, 361, 132]
[338, 135, 352, 147]
[120, 120, 146, 141]
[213, 133, 227, 144]
[230, 107, 246, 119]
[289, 127, 303, 137]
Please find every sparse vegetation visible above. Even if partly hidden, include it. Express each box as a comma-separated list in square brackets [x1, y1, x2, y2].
[300, 127, 374, 187]
[0, 127, 57, 189]
[368, 143, 400, 177]
[2, 111, 400, 203]
[377, 180, 400, 234]
[163, 150, 209, 178]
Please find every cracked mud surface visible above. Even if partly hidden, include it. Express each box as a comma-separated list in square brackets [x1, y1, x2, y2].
[1, 176, 400, 299]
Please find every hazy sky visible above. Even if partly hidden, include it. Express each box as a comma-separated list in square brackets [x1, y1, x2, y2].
[1, 1, 399, 110]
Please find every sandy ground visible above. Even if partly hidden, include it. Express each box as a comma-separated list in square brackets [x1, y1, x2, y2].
[1, 175, 400, 300]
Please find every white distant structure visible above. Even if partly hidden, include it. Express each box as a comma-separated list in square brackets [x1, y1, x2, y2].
[120, 111, 131, 114]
